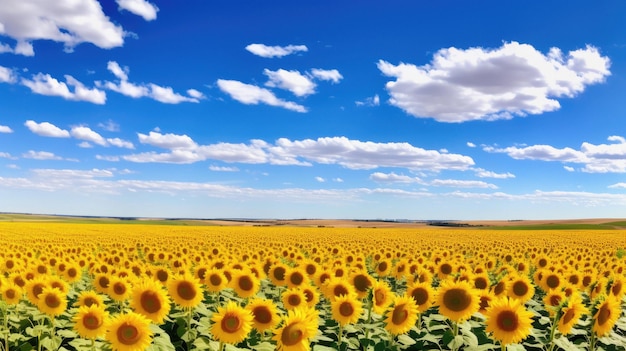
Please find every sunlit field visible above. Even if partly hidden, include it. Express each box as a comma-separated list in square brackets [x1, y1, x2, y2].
[0, 222, 624, 351]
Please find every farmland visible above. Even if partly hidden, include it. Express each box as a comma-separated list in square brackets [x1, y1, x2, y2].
[0, 217, 624, 351]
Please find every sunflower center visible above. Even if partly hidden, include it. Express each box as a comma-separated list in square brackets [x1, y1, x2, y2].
[273, 267, 286, 281]
[440, 263, 452, 275]
[392, 304, 409, 325]
[549, 295, 562, 307]
[98, 276, 110, 289]
[479, 295, 491, 311]
[33, 284, 45, 298]
[156, 270, 168, 282]
[597, 303, 611, 326]
[5, 289, 16, 299]
[496, 310, 519, 332]
[411, 288, 428, 305]
[474, 277, 488, 290]
[117, 323, 140, 345]
[494, 281, 505, 296]
[303, 289, 314, 303]
[209, 274, 222, 286]
[582, 276, 592, 287]
[288, 294, 301, 306]
[353, 274, 371, 292]
[290, 272, 304, 286]
[377, 261, 388, 273]
[611, 281, 623, 296]
[177, 281, 197, 301]
[281, 323, 305, 346]
[45, 294, 61, 308]
[333, 285, 349, 298]
[546, 275, 560, 289]
[221, 314, 242, 333]
[374, 289, 386, 306]
[339, 301, 354, 317]
[253, 306, 272, 324]
[443, 288, 471, 312]
[561, 308, 575, 325]
[305, 264, 316, 275]
[84, 296, 98, 307]
[114, 283, 126, 295]
[512, 281, 528, 297]
[239, 276, 253, 291]
[140, 291, 162, 314]
[83, 314, 102, 330]
[67, 268, 77, 278]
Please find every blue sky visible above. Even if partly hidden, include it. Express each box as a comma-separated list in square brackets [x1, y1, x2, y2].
[1, 1, 625, 220]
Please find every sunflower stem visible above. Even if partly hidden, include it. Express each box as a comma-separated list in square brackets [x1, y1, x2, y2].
[547, 309, 560, 351]
[364, 289, 374, 340]
[91, 338, 96, 351]
[501, 342, 506, 351]
[589, 331, 596, 351]
[3, 305, 8, 351]
[338, 324, 343, 346]
[452, 321, 459, 351]
[186, 308, 193, 351]
[218, 341, 224, 351]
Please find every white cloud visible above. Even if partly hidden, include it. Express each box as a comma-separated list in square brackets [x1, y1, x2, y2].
[96, 155, 120, 162]
[370, 172, 421, 183]
[32, 168, 114, 179]
[116, 0, 159, 21]
[24, 120, 70, 138]
[356, 94, 380, 107]
[467, 142, 476, 148]
[217, 79, 307, 112]
[22, 150, 63, 160]
[0, 0, 125, 55]
[71, 126, 107, 146]
[430, 179, 498, 189]
[209, 165, 239, 172]
[378, 42, 610, 122]
[0, 125, 13, 133]
[98, 120, 120, 132]
[21, 73, 106, 104]
[310, 69, 343, 83]
[315, 176, 325, 183]
[608, 183, 626, 189]
[0, 152, 12, 158]
[333, 178, 344, 183]
[564, 166, 575, 172]
[101, 61, 199, 103]
[484, 135, 626, 173]
[473, 168, 515, 179]
[264, 69, 316, 97]
[137, 131, 197, 149]
[245, 44, 308, 58]
[107, 138, 135, 149]
[0, 66, 16, 83]
[78, 141, 93, 148]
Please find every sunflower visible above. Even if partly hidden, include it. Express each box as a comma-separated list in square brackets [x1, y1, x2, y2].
[109, 277, 131, 302]
[557, 294, 588, 335]
[348, 271, 373, 299]
[478, 290, 496, 315]
[491, 279, 508, 298]
[371, 280, 393, 314]
[609, 277, 625, 299]
[1, 283, 22, 305]
[543, 272, 563, 292]
[211, 300, 253, 344]
[246, 298, 280, 332]
[47, 276, 70, 295]
[167, 273, 203, 309]
[230, 270, 260, 298]
[37, 287, 67, 317]
[406, 281, 435, 313]
[273, 307, 318, 351]
[73, 305, 109, 339]
[269, 263, 289, 287]
[507, 275, 535, 302]
[374, 259, 392, 277]
[75, 290, 105, 308]
[203, 268, 228, 293]
[130, 279, 171, 324]
[436, 262, 455, 280]
[151, 266, 171, 286]
[63, 263, 82, 283]
[331, 293, 363, 326]
[24, 276, 48, 305]
[105, 312, 153, 351]
[436, 279, 480, 322]
[472, 273, 491, 291]
[485, 297, 534, 346]
[286, 268, 308, 289]
[384, 294, 418, 335]
[323, 277, 355, 301]
[592, 295, 621, 337]
[282, 288, 308, 310]
[300, 284, 320, 308]
[543, 289, 566, 317]
[94, 273, 112, 294]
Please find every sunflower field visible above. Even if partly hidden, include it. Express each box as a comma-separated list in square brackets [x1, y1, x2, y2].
[0, 222, 624, 351]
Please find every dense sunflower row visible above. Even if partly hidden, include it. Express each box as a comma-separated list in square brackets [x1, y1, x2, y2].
[0, 222, 624, 351]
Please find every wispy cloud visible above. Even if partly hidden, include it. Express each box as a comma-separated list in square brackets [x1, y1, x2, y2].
[0, 125, 13, 133]
[264, 69, 316, 97]
[21, 73, 106, 104]
[217, 79, 307, 112]
[379, 42, 610, 122]
[25, 120, 70, 138]
[115, 0, 159, 21]
[245, 44, 308, 58]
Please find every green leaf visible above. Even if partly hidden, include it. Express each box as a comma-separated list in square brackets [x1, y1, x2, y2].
[396, 334, 416, 346]
[251, 341, 276, 351]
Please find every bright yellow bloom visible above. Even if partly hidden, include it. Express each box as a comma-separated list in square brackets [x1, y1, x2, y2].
[130, 279, 171, 324]
[167, 273, 203, 309]
[384, 294, 419, 335]
[331, 294, 363, 326]
[211, 300, 254, 344]
[73, 305, 109, 339]
[106, 312, 153, 351]
[485, 297, 534, 346]
[557, 294, 588, 335]
[592, 295, 621, 337]
[37, 287, 67, 317]
[246, 298, 280, 332]
[273, 307, 318, 351]
[436, 279, 480, 322]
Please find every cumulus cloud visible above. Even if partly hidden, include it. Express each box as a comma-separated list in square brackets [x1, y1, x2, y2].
[116, 0, 159, 21]
[264, 69, 316, 97]
[245, 43, 308, 58]
[0, 125, 13, 133]
[608, 182, 626, 189]
[370, 172, 421, 183]
[0, 66, 16, 83]
[22, 150, 64, 160]
[484, 135, 626, 173]
[209, 165, 239, 172]
[0, 0, 125, 55]
[310, 69, 343, 83]
[123, 132, 475, 172]
[473, 168, 515, 179]
[100, 61, 199, 103]
[71, 126, 107, 146]
[378, 42, 610, 122]
[25, 120, 70, 138]
[217, 79, 307, 112]
[21, 73, 106, 104]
